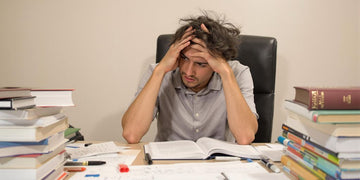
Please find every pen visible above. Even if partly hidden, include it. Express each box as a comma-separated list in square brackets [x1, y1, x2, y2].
[64, 161, 106, 166]
[145, 153, 153, 165]
[261, 158, 280, 173]
[221, 172, 229, 180]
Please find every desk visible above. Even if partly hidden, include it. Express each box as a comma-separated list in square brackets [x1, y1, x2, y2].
[66, 142, 293, 179]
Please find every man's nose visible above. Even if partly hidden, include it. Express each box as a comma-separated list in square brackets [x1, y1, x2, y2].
[184, 62, 195, 75]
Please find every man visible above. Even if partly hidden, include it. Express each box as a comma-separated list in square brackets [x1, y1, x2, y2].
[122, 12, 258, 145]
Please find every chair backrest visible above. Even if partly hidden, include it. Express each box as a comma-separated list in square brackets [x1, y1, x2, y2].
[156, 34, 277, 142]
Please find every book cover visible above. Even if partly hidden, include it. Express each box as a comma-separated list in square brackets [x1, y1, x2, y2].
[30, 89, 75, 107]
[0, 96, 36, 110]
[294, 86, 360, 110]
[284, 100, 360, 123]
[0, 87, 31, 99]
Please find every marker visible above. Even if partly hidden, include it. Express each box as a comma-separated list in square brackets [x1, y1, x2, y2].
[145, 153, 153, 165]
[64, 167, 86, 172]
[64, 161, 106, 166]
[261, 158, 280, 173]
[85, 174, 100, 177]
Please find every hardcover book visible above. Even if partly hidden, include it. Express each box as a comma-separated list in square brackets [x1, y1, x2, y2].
[30, 89, 74, 107]
[284, 100, 360, 123]
[294, 86, 360, 110]
[144, 137, 261, 160]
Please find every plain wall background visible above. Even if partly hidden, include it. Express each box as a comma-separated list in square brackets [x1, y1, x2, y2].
[1, 0, 359, 143]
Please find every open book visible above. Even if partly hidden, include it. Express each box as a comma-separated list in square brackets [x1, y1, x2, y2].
[144, 137, 261, 160]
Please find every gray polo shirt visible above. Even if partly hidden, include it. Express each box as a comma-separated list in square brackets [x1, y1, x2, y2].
[135, 60, 257, 142]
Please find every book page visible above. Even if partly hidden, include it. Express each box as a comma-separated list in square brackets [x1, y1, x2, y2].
[196, 137, 261, 159]
[148, 140, 206, 159]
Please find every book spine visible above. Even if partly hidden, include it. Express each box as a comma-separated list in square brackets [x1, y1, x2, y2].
[281, 128, 339, 164]
[285, 149, 336, 180]
[281, 155, 319, 180]
[304, 89, 360, 110]
[287, 143, 340, 179]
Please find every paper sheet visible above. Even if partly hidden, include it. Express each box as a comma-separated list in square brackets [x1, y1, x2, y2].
[68, 161, 287, 180]
[66, 141, 125, 159]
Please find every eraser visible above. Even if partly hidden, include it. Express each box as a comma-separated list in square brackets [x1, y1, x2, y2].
[119, 164, 129, 173]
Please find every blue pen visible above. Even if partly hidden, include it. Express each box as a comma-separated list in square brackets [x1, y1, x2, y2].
[85, 174, 100, 177]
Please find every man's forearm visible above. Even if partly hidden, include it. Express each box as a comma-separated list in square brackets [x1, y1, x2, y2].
[122, 67, 166, 143]
[220, 68, 258, 145]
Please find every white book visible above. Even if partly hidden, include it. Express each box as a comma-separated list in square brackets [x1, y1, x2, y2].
[286, 116, 360, 153]
[0, 107, 62, 120]
[0, 116, 68, 142]
[0, 151, 66, 180]
[144, 137, 261, 160]
[0, 113, 66, 126]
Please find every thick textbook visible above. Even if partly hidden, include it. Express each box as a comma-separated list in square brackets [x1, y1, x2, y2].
[30, 89, 74, 107]
[144, 137, 261, 160]
[0, 116, 68, 142]
[0, 106, 62, 120]
[284, 100, 360, 123]
[294, 86, 360, 110]
[0, 96, 36, 110]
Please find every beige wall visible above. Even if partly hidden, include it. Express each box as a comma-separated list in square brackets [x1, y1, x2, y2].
[1, 0, 359, 143]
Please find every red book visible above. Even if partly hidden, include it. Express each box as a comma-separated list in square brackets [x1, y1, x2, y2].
[294, 86, 360, 110]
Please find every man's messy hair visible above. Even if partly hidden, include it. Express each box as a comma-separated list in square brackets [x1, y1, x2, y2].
[172, 11, 241, 60]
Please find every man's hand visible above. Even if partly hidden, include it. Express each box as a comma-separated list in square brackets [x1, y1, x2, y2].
[187, 24, 230, 75]
[157, 27, 194, 73]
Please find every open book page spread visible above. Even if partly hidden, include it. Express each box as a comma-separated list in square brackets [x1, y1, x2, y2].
[196, 137, 261, 159]
[148, 140, 206, 159]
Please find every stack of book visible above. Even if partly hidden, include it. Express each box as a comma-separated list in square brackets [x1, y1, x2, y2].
[280, 86, 360, 180]
[0, 87, 74, 180]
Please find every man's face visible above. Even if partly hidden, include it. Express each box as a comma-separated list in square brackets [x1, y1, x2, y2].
[178, 46, 214, 93]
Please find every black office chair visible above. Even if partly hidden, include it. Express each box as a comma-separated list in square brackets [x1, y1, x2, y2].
[156, 34, 277, 142]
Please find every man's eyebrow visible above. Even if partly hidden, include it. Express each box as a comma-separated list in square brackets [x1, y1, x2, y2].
[180, 52, 189, 60]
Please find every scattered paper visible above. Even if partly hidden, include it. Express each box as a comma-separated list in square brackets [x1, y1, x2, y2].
[66, 141, 124, 159]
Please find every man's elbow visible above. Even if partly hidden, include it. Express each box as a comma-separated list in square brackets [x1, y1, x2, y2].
[236, 134, 255, 145]
[122, 130, 141, 144]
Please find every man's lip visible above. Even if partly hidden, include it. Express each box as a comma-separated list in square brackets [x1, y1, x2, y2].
[183, 75, 195, 82]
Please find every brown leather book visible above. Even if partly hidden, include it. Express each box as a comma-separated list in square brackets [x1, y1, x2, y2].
[294, 86, 360, 110]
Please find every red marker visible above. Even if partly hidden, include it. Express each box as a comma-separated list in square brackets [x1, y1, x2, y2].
[64, 167, 86, 172]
